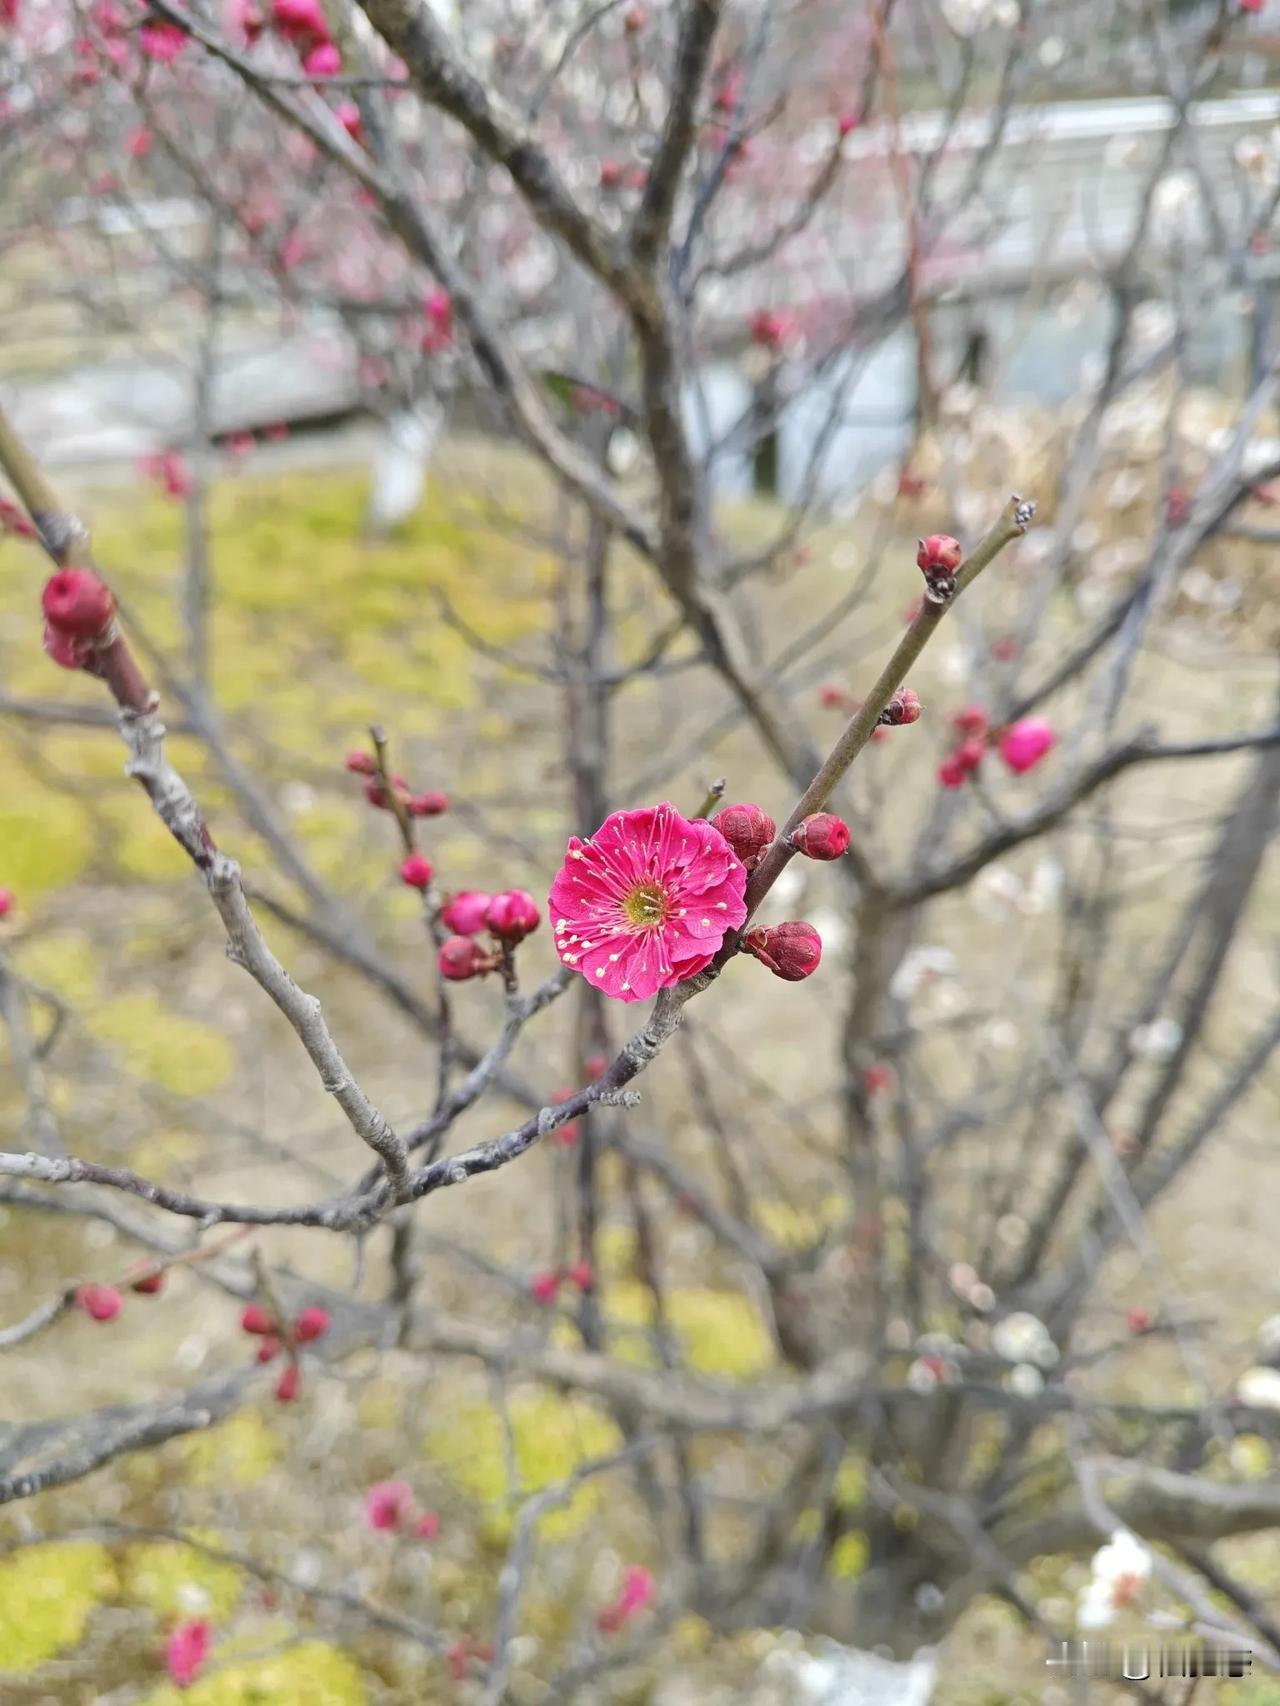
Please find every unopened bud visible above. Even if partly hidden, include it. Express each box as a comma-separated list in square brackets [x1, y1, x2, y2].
[710, 802, 775, 871]
[881, 688, 921, 726]
[791, 813, 850, 861]
[743, 920, 823, 982]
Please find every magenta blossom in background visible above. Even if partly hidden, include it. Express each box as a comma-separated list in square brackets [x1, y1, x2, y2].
[998, 717, 1056, 775]
[365, 1479, 414, 1531]
[549, 804, 747, 1003]
[598, 1564, 655, 1632]
[165, 1619, 212, 1689]
[139, 20, 187, 62]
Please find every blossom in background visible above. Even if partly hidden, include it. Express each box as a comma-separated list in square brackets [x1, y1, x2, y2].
[598, 1564, 655, 1633]
[1077, 1531, 1152, 1628]
[365, 1479, 414, 1531]
[1129, 1017, 1183, 1060]
[1237, 1366, 1280, 1411]
[165, 1619, 212, 1689]
[991, 1311, 1056, 1366]
[998, 717, 1056, 774]
[549, 804, 746, 1003]
[888, 945, 958, 1003]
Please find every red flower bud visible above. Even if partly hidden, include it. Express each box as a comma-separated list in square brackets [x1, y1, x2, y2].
[42, 568, 116, 640]
[363, 774, 409, 810]
[0, 889, 14, 919]
[916, 534, 963, 573]
[585, 1053, 608, 1079]
[954, 737, 985, 775]
[257, 1334, 282, 1364]
[77, 1284, 123, 1321]
[952, 704, 988, 739]
[710, 802, 775, 871]
[302, 38, 340, 75]
[486, 889, 540, 942]
[837, 110, 860, 137]
[131, 1271, 165, 1295]
[600, 158, 624, 189]
[530, 1269, 560, 1304]
[937, 754, 969, 789]
[623, 3, 647, 29]
[43, 622, 91, 670]
[241, 1302, 276, 1335]
[344, 750, 376, 775]
[749, 307, 794, 350]
[274, 1363, 302, 1402]
[407, 790, 448, 818]
[998, 717, 1056, 775]
[294, 1305, 330, 1343]
[438, 935, 493, 981]
[819, 684, 849, 709]
[400, 853, 433, 890]
[744, 921, 823, 982]
[414, 1511, 442, 1540]
[862, 1062, 893, 1095]
[791, 812, 850, 861]
[566, 1260, 594, 1291]
[1126, 1306, 1153, 1335]
[440, 890, 491, 935]
[335, 100, 363, 142]
[882, 688, 922, 726]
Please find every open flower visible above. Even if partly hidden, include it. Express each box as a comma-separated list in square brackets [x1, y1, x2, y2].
[549, 804, 747, 1003]
[1077, 1530, 1152, 1628]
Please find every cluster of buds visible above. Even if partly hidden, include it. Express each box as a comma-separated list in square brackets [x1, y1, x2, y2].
[234, 0, 343, 76]
[139, 449, 192, 499]
[438, 888, 541, 981]
[938, 707, 1057, 789]
[345, 749, 449, 822]
[710, 802, 775, 872]
[743, 921, 823, 982]
[364, 1478, 442, 1538]
[41, 567, 117, 673]
[530, 1260, 594, 1303]
[242, 1299, 329, 1400]
[916, 532, 964, 604]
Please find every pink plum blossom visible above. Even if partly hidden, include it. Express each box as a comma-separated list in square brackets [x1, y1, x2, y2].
[365, 1479, 414, 1531]
[165, 1619, 212, 1688]
[548, 804, 747, 1003]
[598, 1564, 655, 1632]
[998, 717, 1057, 775]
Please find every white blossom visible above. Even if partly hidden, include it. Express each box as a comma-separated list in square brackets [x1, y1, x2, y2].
[1129, 1017, 1183, 1060]
[1008, 1362, 1044, 1399]
[889, 946, 958, 1002]
[1077, 1531, 1152, 1629]
[991, 1310, 1053, 1363]
[1237, 1365, 1280, 1411]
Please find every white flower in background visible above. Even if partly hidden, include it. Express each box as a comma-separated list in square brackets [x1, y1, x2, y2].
[983, 1018, 1019, 1051]
[991, 1310, 1053, 1363]
[176, 1582, 213, 1615]
[969, 1282, 995, 1313]
[1078, 1531, 1152, 1628]
[1008, 1362, 1044, 1399]
[1150, 170, 1199, 243]
[280, 780, 317, 815]
[1129, 1017, 1183, 1060]
[907, 1355, 945, 1393]
[889, 946, 958, 1003]
[1039, 34, 1066, 67]
[990, 0, 1019, 26]
[1256, 1315, 1280, 1356]
[1237, 1366, 1280, 1411]
[606, 426, 640, 476]
[941, 0, 993, 37]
